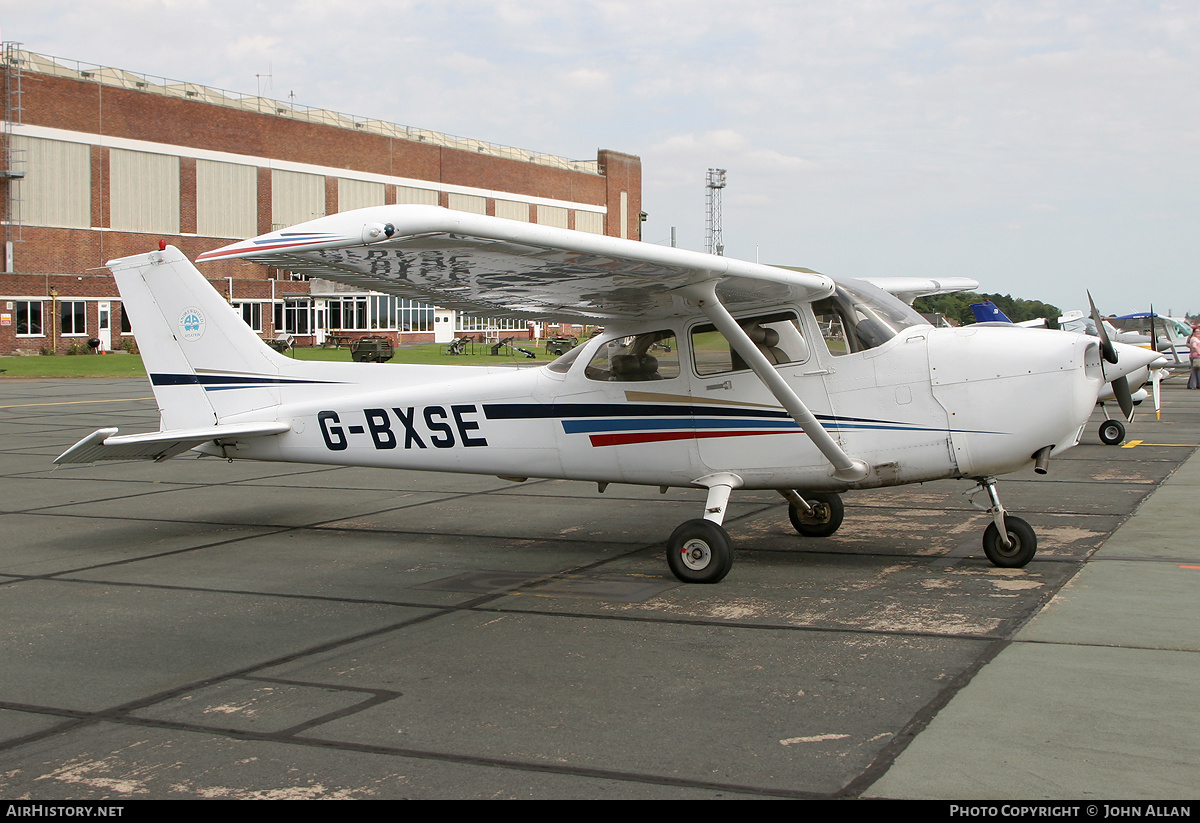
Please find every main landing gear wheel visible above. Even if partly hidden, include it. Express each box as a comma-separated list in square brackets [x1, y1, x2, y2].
[667, 519, 734, 584]
[788, 492, 844, 538]
[982, 516, 1037, 568]
[1099, 419, 1125, 446]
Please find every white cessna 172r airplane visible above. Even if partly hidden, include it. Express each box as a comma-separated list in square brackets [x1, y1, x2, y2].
[56, 205, 1163, 583]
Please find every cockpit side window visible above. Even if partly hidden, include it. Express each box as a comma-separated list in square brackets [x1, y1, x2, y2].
[690, 312, 808, 376]
[585, 330, 679, 381]
[814, 280, 928, 356]
[546, 342, 588, 374]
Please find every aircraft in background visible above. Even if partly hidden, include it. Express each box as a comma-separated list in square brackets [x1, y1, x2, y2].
[970, 302, 1168, 445]
[969, 301, 1047, 328]
[1110, 312, 1191, 363]
[1058, 310, 1150, 347]
[54, 206, 1162, 582]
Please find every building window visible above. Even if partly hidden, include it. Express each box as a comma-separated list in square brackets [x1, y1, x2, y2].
[328, 297, 368, 330]
[320, 295, 435, 333]
[60, 301, 87, 336]
[282, 300, 311, 335]
[398, 299, 434, 333]
[16, 301, 44, 336]
[455, 314, 524, 333]
[235, 302, 263, 332]
[369, 295, 394, 330]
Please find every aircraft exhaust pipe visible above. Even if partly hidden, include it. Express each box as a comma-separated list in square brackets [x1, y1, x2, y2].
[1033, 446, 1052, 475]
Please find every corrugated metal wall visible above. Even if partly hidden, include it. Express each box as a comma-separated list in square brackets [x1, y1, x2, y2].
[110, 149, 180, 233]
[271, 169, 325, 229]
[447, 193, 486, 214]
[536, 205, 568, 229]
[574, 211, 603, 234]
[196, 160, 256, 238]
[338, 179, 384, 213]
[11, 136, 91, 229]
[395, 186, 439, 205]
[494, 199, 530, 222]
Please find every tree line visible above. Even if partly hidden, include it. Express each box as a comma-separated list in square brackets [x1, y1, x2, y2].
[912, 293, 1061, 327]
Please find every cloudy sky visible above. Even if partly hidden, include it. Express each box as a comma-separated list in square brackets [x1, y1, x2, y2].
[4, 1, 1198, 314]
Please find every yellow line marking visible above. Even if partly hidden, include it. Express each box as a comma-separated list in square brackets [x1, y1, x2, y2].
[0, 397, 154, 409]
[1120, 440, 1200, 448]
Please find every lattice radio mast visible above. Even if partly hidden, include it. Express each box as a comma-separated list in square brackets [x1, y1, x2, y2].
[705, 168, 726, 255]
[2, 42, 25, 270]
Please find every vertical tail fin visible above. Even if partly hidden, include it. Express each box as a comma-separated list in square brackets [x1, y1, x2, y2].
[969, 301, 1013, 324]
[109, 246, 291, 429]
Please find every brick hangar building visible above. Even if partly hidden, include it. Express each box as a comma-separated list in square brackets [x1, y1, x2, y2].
[0, 46, 642, 356]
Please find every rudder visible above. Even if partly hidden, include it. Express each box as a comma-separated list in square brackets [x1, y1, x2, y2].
[109, 245, 292, 429]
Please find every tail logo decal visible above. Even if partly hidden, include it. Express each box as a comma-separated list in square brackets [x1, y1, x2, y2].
[179, 307, 206, 342]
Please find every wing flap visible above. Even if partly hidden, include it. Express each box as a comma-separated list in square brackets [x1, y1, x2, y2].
[55, 421, 291, 464]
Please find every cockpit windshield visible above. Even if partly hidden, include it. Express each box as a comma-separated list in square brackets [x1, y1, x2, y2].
[812, 278, 929, 356]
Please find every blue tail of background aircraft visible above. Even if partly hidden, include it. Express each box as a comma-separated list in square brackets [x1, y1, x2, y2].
[970, 301, 1014, 324]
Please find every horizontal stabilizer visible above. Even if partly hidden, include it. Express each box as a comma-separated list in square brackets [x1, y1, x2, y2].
[55, 421, 291, 464]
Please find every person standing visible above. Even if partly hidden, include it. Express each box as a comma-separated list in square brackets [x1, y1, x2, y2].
[1189, 326, 1200, 389]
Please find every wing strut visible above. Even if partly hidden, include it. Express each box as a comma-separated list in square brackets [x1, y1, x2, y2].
[677, 280, 870, 482]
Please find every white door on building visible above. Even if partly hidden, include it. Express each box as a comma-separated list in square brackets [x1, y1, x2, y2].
[434, 309, 455, 344]
[97, 302, 111, 351]
[313, 299, 327, 346]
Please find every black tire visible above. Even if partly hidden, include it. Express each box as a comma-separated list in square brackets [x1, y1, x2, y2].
[788, 492, 844, 537]
[667, 519, 734, 584]
[1099, 419, 1125, 446]
[982, 516, 1037, 568]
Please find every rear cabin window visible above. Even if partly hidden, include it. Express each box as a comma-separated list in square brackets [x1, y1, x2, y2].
[585, 330, 679, 381]
[690, 312, 808, 376]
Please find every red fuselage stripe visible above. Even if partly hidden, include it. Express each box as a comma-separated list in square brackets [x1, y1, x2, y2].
[589, 430, 796, 447]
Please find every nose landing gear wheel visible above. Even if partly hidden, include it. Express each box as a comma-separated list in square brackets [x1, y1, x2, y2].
[1099, 419, 1125, 446]
[982, 516, 1037, 568]
[667, 519, 734, 584]
[788, 492, 844, 537]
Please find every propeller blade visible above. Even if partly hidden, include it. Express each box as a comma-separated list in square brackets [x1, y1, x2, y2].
[1113, 375, 1135, 422]
[1088, 291, 1118, 365]
[1152, 368, 1162, 420]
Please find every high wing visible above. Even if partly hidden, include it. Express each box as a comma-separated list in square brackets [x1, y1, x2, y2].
[861, 277, 980, 305]
[197, 205, 835, 322]
[200, 204, 867, 481]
